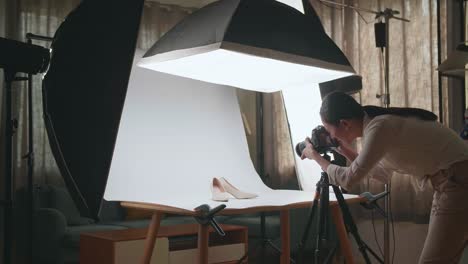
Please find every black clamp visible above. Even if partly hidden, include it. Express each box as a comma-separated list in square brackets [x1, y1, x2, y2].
[194, 204, 226, 236]
[359, 191, 389, 217]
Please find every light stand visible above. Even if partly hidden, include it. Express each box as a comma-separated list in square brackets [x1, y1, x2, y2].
[24, 33, 53, 264]
[0, 37, 50, 264]
[315, 2, 410, 263]
[2, 70, 15, 264]
[374, 10, 409, 264]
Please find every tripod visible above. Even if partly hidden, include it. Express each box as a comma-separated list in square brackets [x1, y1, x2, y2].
[296, 156, 383, 264]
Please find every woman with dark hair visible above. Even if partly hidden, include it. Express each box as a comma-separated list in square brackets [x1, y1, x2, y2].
[301, 92, 468, 264]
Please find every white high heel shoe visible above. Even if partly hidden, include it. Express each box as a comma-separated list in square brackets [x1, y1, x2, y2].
[219, 177, 258, 199]
[211, 178, 231, 202]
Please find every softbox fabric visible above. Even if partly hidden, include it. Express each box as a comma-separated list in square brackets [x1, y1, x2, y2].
[42, 0, 144, 219]
[139, 0, 355, 92]
[144, 0, 349, 65]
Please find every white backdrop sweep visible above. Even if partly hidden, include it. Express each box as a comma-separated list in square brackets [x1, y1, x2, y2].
[104, 50, 356, 211]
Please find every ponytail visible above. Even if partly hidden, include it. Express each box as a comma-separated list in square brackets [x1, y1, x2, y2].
[363, 105, 438, 121]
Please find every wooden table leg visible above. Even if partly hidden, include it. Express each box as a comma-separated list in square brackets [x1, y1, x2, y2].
[141, 212, 163, 264]
[330, 204, 355, 264]
[198, 224, 209, 264]
[280, 209, 290, 264]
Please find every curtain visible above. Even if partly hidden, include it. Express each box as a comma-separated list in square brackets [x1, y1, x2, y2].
[263, 92, 299, 189]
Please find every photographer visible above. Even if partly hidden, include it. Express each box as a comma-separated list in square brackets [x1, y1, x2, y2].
[301, 92, 468, 264]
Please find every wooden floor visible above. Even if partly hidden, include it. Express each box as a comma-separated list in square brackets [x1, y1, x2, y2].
[246, 244, 336, 264]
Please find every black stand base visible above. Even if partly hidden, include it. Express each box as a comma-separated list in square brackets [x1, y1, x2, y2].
[237, 237, 284, 264]
[237, 212, 295, 264]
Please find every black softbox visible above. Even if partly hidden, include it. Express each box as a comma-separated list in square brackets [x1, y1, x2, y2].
[42, 0, 144, 219]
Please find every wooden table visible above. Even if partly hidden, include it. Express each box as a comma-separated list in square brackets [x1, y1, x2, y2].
[122, 194, 365, 264]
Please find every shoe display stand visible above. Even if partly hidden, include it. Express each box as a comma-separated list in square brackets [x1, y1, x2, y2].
[80, 223, 247, 264]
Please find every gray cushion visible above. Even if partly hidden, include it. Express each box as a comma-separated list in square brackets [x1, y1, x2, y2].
[33, 208, 68, 264]
[99, 200, 126, 222]
[161, 216, 198, 226]
[218, 213, 280, 238]
[49, 185, 95, 226]
[33, 184, 52, 209]
[102, 219, 151, 229]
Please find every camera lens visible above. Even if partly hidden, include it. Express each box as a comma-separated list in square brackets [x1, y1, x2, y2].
[295, 141, 306, 157]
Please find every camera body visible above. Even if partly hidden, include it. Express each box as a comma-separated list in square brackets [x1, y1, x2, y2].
[295, 125, 338, 157]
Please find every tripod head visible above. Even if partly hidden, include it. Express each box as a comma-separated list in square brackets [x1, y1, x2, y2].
[317, 151, 349, 193]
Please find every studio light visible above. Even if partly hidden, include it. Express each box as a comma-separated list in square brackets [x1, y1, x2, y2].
[139, 0, 355, 92]
[319, 75, 362, 98]
[0, 37, 50, 75]
[438, 43, 468, 78]
[1, 36, 51, 264]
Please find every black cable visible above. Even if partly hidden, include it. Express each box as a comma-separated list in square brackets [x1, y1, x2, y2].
[356, 10, 372, 24]
[316, 0, 344, 11]
[371, 209, 384, 258]
[316, 0, 374, 25]
[390, 186, 396, 264]
[366, 176, 384, 258]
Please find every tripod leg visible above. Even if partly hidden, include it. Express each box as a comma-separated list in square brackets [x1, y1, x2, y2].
[332, 186, 381, 264]
[315, 177, 329, 264]
[297, 191, 320, 263]
[330, 204, 355, 264]
[324, 242, 339, 264]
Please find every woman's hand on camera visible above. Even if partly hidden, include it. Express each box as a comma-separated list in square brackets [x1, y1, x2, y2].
[335, 138, 358, 162]
[300, 137, 321, 161]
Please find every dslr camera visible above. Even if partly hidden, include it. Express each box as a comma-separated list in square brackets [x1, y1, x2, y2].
[295, 125, 339, 157]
